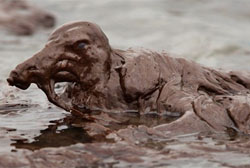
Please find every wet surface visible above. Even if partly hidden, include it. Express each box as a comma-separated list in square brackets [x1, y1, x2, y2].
[11, 110, 178, 151]
[1, 0, 250, 167]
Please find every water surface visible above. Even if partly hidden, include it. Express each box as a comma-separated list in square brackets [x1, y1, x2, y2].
[1, 0, 250, 167]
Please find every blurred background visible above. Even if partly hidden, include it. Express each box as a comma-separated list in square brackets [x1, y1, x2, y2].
[1, 0, 250, 79]
[0, 0, 250, 155]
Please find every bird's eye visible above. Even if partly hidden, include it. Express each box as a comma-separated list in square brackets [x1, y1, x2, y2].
[74, 40, 89, 50]
[77, 42, 86, 50]
[72, 40, 89, 52]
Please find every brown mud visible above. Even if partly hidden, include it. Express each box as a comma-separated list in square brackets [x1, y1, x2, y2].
[0, 106, 250, 168]
[3, 21, 250, 167]
[11, 110, 178, 151]
[1, 1, 250, 167]
[0, 81, 249, 167]
[7, 21, 250, 136]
